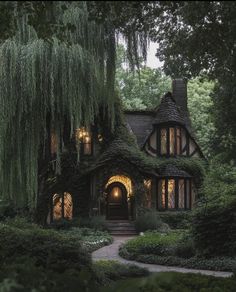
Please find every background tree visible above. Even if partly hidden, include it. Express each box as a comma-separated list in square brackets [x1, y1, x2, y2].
[116, 45, 171, 110]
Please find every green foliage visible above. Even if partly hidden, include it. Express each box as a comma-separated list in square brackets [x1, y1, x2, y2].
[103, 272, 236, 292]
[120, 231, 182, 259]
[60, 227, 113, 253]
[116, 45, 171, 110]
[0, 218, 99, 291]
[119, 231, 236, 272]
[159, 212, 193, 229]
[134, 210, 169, 232]
[188, 78, 216, 158]
[79, 215, 108, 231]
[0, 2, 117, 210]
[201, 156, 236, 205]
[192, 197, 236, 257]
[93, 260, 149, 285]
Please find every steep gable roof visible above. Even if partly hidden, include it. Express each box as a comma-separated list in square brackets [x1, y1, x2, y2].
[153, 92, 185, 125]
[125, 110, 155, 147]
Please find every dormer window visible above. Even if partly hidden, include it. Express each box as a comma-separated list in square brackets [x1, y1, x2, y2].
[75, 127, 92, 156]
[158, 125, 184, 156]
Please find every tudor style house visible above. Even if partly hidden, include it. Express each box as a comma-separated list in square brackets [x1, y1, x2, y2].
[48, 79, 204, 223]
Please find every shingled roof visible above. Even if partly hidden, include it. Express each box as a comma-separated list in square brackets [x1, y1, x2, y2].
[158, 164, 192, 178]
[153, 92, 185, 125]
[125, 92, 188, 147]
[125, 110, 155, 147]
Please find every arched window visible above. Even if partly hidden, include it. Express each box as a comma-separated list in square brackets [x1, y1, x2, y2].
[51, 192, 73, 221]
[157, 178, 193, 210]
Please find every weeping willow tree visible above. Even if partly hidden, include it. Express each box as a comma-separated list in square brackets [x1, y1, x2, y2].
[0, 2, 118, 211]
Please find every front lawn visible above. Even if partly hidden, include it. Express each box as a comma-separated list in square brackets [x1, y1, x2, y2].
[119, 231, 236, 272]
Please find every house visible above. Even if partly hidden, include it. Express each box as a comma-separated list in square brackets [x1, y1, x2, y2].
[47, 79, 204, 223]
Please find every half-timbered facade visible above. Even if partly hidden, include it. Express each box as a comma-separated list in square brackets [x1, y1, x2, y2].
[48, 79, 204, 223]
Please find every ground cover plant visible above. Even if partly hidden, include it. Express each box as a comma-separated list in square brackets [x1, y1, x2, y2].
[119, 230, 236, 272]
[102, 272, 236, 292]
[0, 218, 114, 291]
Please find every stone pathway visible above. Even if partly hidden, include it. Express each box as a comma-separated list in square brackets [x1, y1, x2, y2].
[92, 236, 233, 278]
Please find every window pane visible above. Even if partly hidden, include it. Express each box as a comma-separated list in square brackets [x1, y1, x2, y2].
[158, 179, 166, 209]
[53, 194, 62, 220]
[161, 129, 167, 154]
[168, 179, 175, 209]
[186, 180, 191, 209]
[144, 179, 152, 208]
[176, 128, 181, 155]
[178, 179, 185, 209]
[83, 134, 91, 155]
[169, 128, 175, 155]
[64, 192, 73, 220]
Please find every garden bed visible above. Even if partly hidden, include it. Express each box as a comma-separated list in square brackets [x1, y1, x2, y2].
[119, 231, 236, 272]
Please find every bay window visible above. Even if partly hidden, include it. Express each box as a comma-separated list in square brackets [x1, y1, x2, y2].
[157, 178, 193, 210]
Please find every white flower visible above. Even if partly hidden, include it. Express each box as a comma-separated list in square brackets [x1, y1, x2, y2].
[140, 232, 144, 236]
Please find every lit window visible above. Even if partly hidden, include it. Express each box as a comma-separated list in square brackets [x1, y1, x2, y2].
[75, 127, 92, 155]
[159, 126, 183, 156]
[144, 179, 152, 208]
[176, 127, 181, 155]
[157, 178, 193, 210]
[178, 179, 185, 209]
[169, 128, 175, 155]
[168, 179, 175, 209]
[161, 128, 167, 154]
[158, 179, 166, 209]
[50, 131, 58, 155]
[52, 192, 73, 221]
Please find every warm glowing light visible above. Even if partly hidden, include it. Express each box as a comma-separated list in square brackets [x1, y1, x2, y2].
[52, 192, 73, 221]
[106, 175, 132, 198]
[75, 127, 91, 143]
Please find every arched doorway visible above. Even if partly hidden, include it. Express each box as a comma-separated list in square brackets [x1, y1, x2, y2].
[106, 182, 128, 220]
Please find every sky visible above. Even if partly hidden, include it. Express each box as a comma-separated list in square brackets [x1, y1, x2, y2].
[146, 42, 163, 69]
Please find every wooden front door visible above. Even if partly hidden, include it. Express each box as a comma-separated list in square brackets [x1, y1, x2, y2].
[106, 182, 128, 220]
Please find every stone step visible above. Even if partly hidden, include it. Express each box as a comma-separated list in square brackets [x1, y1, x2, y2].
[109, 230, 138, 235]
[106, 223, 135, 228]
[107, 226, 136, 231]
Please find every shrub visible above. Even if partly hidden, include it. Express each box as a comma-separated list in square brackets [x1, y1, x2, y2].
[134, 210, 169, 232]
[0, 221, 90, 272]
[159, 211, 193, 229]
[79, 215, 108, 231]
[103, 272, 236, 292]
[192, 197, 236, 257]
[120, 231, 182, 257]
[0, 218, 100, 291]
[174, 233, 195, 259]
[93, 260, 149, 285]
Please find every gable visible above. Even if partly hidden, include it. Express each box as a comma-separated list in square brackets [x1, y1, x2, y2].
[125, 111, 155, 147]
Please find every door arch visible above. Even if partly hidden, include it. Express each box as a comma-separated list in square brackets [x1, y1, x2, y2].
[106, 182, 128, 220]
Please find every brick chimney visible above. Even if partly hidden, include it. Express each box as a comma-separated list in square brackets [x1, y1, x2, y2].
[172, 79, 188, 113]
[172, 78, 191, 128]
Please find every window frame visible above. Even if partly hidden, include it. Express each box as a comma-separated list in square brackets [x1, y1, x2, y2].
[156, 177, 192, 211]
[50, 192, 73, 222]
[157, 123, 185, 157]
